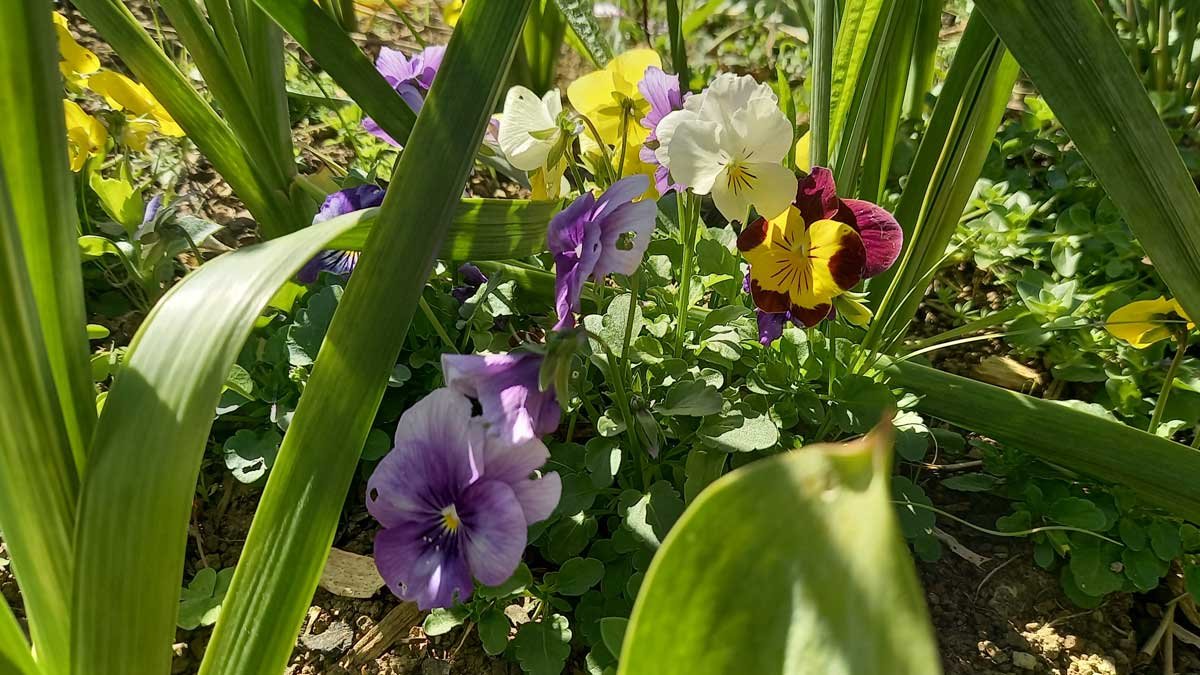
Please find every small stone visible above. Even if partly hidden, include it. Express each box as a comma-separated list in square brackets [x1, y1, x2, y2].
[1062, 635, 1079, 650]
[300, 619, 354, 654]
[1012, 651, 1037, 670]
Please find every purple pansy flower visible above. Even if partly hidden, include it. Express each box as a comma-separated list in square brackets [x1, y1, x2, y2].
[368, 389, 561, 609]
[442, 352, 561, 443]
[547, 174, 656, 330]
[364, 45, 446, 147]
[297, 184, 385, 284]
[638, 66, 685, 194]
[450, 263, 489, 304]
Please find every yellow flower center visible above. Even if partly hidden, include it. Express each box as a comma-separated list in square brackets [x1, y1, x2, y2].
[725, 162, 757, 195]
[440, 504, 461, 533]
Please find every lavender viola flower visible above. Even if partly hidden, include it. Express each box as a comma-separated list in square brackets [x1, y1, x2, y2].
[637, 66, 684, 194]
[442, 351, 561, 443]
[368, 389, 561, 609]
[297, 184, 385, 284]
[547, 174, 656, 330]
[364, 45, 446, 146]
[450, 263, 488, 304]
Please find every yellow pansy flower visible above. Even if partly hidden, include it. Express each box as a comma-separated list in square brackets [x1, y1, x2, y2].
[64, 100, 107, 172]
[53, 12, 99, 84]
[1106, 297, 1194, 349]
[86, 71, 185, 137]
[568, 49, 661, 149]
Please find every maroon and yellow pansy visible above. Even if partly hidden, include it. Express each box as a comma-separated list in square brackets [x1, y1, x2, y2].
[736, 167, 902, 328]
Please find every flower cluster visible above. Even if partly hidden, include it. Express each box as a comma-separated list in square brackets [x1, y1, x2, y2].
[56, 12, 185, 170]
[367, 48, 907, 610]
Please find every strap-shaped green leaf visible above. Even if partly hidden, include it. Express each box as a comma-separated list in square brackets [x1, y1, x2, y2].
[827, 0, 885, 148]
[886, 360, 1200, 522]
[866, 13, 1018, 350]
[975, 0, 1200, 325]
[0, 0, 95, 477]
[620, 425, 941, 674]
[199, 3, 533, 673]
[553, 0, 613, 67]
[0, 597, 36, 675]
[71, 0, 299, 236]
[250, 0, 417, 146]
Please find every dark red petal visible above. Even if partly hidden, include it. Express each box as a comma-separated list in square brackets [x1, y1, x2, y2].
[827, 231, 867, 290]
[843, 199, 903, 278]
[750, 280, 791, 313]
[736, 216, 770, 252]
[790, 303, 833, 327]
[794, 167, 840, 225]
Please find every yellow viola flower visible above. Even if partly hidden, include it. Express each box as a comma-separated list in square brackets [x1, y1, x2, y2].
[64, 100, 107, 172]
[120, 120, 156, 152]
[53, 12, 99, 84]
[568, 49, 661, 149]
[86, 71, 185, 138]
[1105, 297, 1194, 348]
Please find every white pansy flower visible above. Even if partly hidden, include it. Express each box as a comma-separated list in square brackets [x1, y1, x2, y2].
[498, 86, 565, 171]
[655, 73, 795, 223]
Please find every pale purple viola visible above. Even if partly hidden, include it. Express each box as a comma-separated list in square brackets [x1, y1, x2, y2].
[450, 263, 488, 304]
[297, 184, 385, 284]
[368, 389, 561, 609]
[638, 66, 685, 194]
[442, 351, 561, 443]
[363, 45, 446, 146]
[547, 174, 656, 330]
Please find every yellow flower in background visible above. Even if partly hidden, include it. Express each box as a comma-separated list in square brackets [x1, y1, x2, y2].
[794, 131, 811, 173]
[53, 12, 99, 84]
[568, 49, 661, 149]
[120, 120, 156, 152]
[86, 71, 185, 137]
[1106, 297, 1194, 348]
[64, 100, 107, 172]
[442, 0, 464, 26]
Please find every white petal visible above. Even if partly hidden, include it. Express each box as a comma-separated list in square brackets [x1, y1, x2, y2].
[653, 107, 698, 169]
[711, 171, 751, 224]
[743, 161, 797, 220]
[697, 73, 776, 130]
[664, 119, 725, 195]
[733, 97, 794, 164]
[541, 88, 563, 118]
[499, 85, 557, 170]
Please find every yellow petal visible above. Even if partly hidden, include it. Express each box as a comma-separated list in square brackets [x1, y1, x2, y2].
[568, 49, 661, 147]
[86, 71, 158, 117]
[740, 206, 865, 310]
[121, 120, 155, 151]
[1106, 297, 1191, 348]
[149, 104, 185, 137]
[64, 100, 107, 172]
[441, 0, 463, 26]
[54, 13, 100, 77]
[794, 131, 811, 173]
[608, 49, 662, 96]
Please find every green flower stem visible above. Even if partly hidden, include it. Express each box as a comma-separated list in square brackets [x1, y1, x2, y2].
[586, 328, 645, 483]
[673, 192, 699, 356]
[614, 106, 631, 180]
[1148, 331, 1189, 433]
[418, 296, 458, 354]
[578, 114, 614, 187]
[620, 273, 640, 366]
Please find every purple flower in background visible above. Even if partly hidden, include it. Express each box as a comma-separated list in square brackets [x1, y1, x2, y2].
[364, 45, 446, 146]
[547, 174, 656, 330]
[297, 184, 385, 284]
[442, 352, 561, 443]
[450, 263, 489, 303]
[638, 66, 684, 194]
[368, 389, 561, 609]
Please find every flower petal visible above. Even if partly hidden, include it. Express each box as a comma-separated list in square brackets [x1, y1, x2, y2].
[374, 522, 472, 609]
[662, 119, 723, 194]
[459, 480, 528, 586]
[844, 198, 903, 277]
[696, 72, 776, 131]
[511, 472, 562, 524]
[375, 47, 416, 87]
[741, 161, 797, 220]
[499, 86, 559, 171]
[805, 218, 866, 299]
[480, 431, 552, 485]
[731, 97, 794, 165]
[795, 167, 841, 224]
[393, 389, 481, 481]
[756, 310, 788, 345]
[1106, 297, 1183, 348]
[547, 193, 600, 330]
[789, 303, 834, 327]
